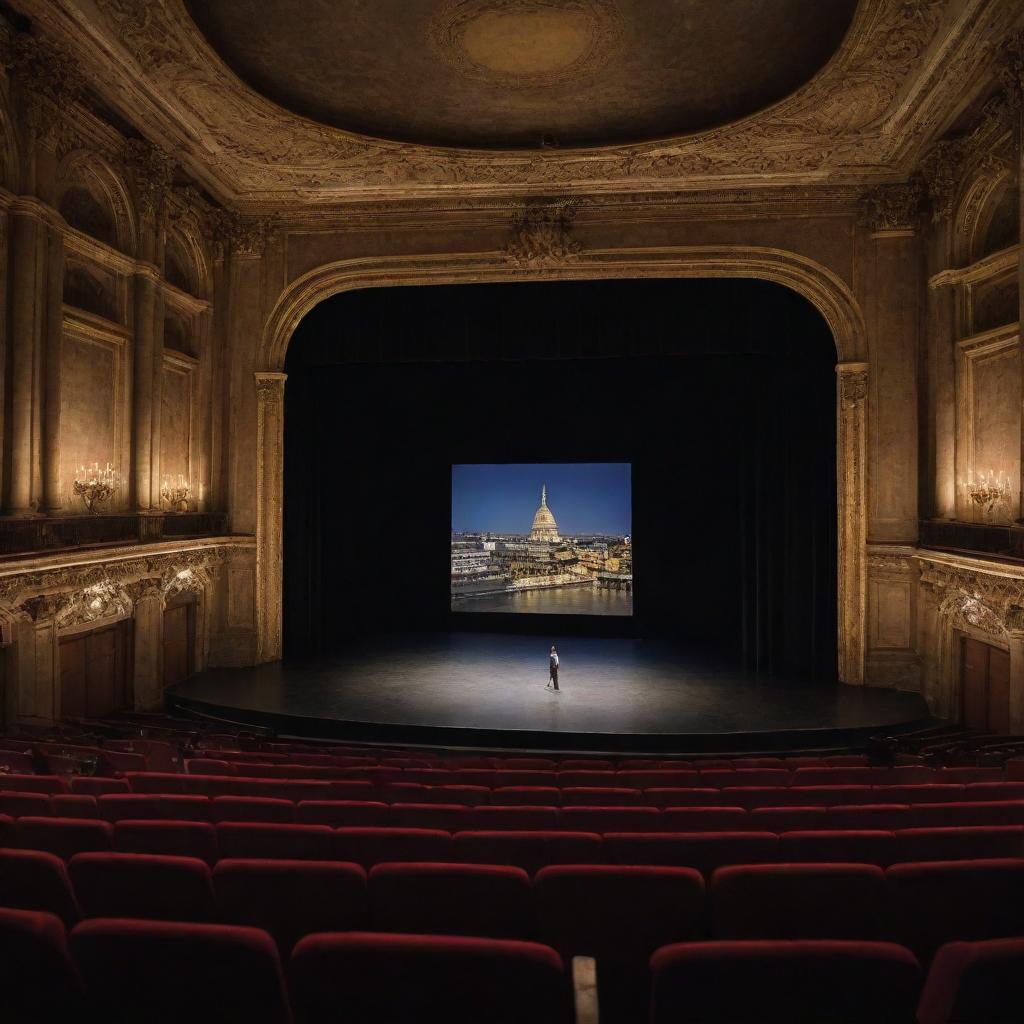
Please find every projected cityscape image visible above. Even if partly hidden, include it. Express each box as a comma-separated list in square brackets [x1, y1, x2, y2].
[451, 463, 632, 616]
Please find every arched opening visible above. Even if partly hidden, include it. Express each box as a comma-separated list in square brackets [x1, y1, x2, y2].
[58, 186, 118, 249]
[283, 278, 838, 681]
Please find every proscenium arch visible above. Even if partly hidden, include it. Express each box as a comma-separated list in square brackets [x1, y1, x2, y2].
[254, 247, 868, 682]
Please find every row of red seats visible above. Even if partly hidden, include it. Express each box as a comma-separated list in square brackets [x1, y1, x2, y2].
[1, 904, 1018, 1024]
[7, 789, 1024, 832]
[184, 760, 1010, 787]
[6, 815, 1024, 870]
[5, 849, 1024, 964]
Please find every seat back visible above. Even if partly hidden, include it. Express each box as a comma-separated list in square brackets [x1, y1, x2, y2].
[68, 852, 215, 922]
[778, 830, 896, 867]
[605, 831, 778, 874]
[70, 918, 291, 1024]
[215, 822, 334, 861]
[16, 816, 112, 860]
[918, 938, 1024, 1024]
[453, 830, 603, 874]
[0, 848, 80, 924]
[332, 827, 454, 866]
[295, 799, 390, 827]
[114, 820, 219, 865]
[289, 932, 569, 1024]
[0, 907, 84, 1021]
[214, 857, 368, 953]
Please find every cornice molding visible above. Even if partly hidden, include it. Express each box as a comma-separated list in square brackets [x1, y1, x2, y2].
[929, 244, 1020, 287]
[12, 0, 1021, 208]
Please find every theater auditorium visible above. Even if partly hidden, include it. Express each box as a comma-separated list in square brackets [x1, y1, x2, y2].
[1, 1, 1024, 1021]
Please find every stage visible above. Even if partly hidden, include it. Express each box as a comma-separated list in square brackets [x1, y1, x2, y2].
[167, 633, 933, 754]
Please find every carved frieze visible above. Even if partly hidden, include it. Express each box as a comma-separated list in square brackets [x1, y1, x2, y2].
[857, 179, 925, 233]
[121, 138, 175, 219]
[211, 209, 274, 259]
[919, 558, 1024, 638]
[5, 32, 83, 151]
[504, 201, 580, 269]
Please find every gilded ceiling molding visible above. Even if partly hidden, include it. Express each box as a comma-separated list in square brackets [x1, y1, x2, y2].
[16, 0, 1017, 205]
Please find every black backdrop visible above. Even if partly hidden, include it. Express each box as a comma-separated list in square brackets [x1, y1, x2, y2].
[283, 278, 838, 681]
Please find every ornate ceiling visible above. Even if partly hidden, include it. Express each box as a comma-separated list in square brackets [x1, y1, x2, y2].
[183, 0, 857, 150]
[9, 0, 1024, 209]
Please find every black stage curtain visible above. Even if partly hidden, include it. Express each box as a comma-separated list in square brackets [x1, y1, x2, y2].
[284, 279, 837, 682]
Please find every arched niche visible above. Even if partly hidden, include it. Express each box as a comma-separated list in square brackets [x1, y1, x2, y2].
[163, 308, 196, 358]
[977, 181, 1019, 259]
[56, 151, 137, 255]
[164, 227, 211, 300]
[63, 259, 119, 323]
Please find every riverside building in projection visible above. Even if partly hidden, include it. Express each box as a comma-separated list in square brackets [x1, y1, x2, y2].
[451, 485, 633, 616]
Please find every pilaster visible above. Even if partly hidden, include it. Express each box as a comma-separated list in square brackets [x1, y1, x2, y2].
[254, 371, 286, 664]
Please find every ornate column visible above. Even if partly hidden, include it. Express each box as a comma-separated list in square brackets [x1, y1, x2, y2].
[128, 578, 164, 711]
[42, 225, 64, 512]
[17, 594, 63, 719]
[6, 201, 46, 514]
[254, 371, 286, 664]
[131, 268, 157, 510]
[837, 362, 869, 684]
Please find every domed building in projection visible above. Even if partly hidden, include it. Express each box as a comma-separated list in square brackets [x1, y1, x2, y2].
[529, 485, 561, 543]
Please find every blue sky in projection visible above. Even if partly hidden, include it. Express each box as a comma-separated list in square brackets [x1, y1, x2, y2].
[452, 463, 631, 535]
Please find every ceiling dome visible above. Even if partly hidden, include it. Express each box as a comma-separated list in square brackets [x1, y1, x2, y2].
[184, 0, 859, 150]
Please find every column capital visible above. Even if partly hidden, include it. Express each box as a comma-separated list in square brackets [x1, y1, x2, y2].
[254, 372, 287, 402]
[857, 180, 925, 237]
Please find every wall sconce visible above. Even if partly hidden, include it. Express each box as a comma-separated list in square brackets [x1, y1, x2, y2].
[73, 462, 119, 514]
[161, 475, 192, 513]
[959, 469, 1011, 521]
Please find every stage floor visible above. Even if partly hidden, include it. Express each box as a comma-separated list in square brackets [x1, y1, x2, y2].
[168, 633, 933, 753]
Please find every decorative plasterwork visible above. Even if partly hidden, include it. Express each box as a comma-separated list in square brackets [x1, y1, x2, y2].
[505, 201, 580, 269]
[858, 179, 926, 234]
[13, 0, 1021, 206]
[919, 554, 1024, 639]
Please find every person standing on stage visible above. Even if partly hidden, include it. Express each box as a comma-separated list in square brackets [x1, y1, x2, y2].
[547, 645, 560, 691]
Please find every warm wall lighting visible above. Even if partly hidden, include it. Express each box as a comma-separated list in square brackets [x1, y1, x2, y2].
[960, 469, 1011, 521]
[161, 474, 192, 512]
[73, 462, 119, 514]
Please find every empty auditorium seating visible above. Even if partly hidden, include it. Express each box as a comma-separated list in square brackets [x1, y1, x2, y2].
[0, 848, 80, 924]
[295, 799, 391, 826]
[887, 859, 1024, 961]
[216, 822, 334, 861]
[917, 938, 1024, 1024]
[748, 806, 828, 831]
[711, 864, 890, 940]
[390, 801, 473, 831]
[606, 831, 778, 873]
[289, 932, 572, 1024]
[332, 826, 454, 866]
[649, 940, 921, 1023]
[213, 858, 369, 951]
[70, 918, 291, 1024]
[69, 852, 215, 922]
[559, 806, 660, 832]
[908, 800, 1024, 828]
[370, 862, 535, 938]
[778, 830, 896, 867]
[469, 805, 561, 831]
[0, 908, 84, 1022]
[48, 794, 98, 819]
[826, 804, 910, 830]
[896, 826, 1024, 862]
[17, 816, 112, 860]
[562, 786, 642, 806]
[0, 790, 52, 817]
[212, 795, 296, 823]
[662, 806, 748, 831]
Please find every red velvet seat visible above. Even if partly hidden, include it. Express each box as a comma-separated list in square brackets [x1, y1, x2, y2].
[454, 830, 603, 874]
[784, 786, 877, 807]
[711, 863, 890, 940]
[616, 770, 701, 789]
[469, 805, 561, 831]
[49, 795, 99, 819]
[896, 826, 1024, 863]
[560, 806, 661, 832]
[965, 781, 1024, 802]
[289, 932, 570, 1024]
[650, 940, 921, 1024]
[792, 767, 891, 787]
[71, 918, 291, 1024]
[427, 785, 491, 806]
[0, 750, 36, 773]
[560, 786, 642, 806]
[826, 804, 910, 831]
[212, 795, 295, 823]
[16, 816, 112, 860]
[778, 830, 896, 867]
[493, 786, 562, 806]
[560, 760, 614, 770]
[499, 757, 558, 771]
[0, 848, 80, 924]
[126, 770, 188, 794]
[448, 768, 497, 787]
[390, 802, 472, 831]
[700, 768, 791, 789]
[0, 908, 84, 1022]
[69, 851, 215, 921]
[917, 938, 1024, 1024]
[908, 801, 1024, 828]
[98, 794, 162, 821]
[0, 774, 66, 795]
[0, 790, 52, 817]
[215, 822, 333, 860]
[114, 819, 219, 865]
[70, 776, 130, 796]
[749, 807, 828, 832]
[662, 807, 748, 832]
[491, 771, 558, 788]
[369, 862, 535, 939]
[556, 770, 616, 787]
[643, 787, 727, 808]
[877, 784, 966, 805]
[605, 831, 778, 873]
[332, 826, 454, 866]
[935, 768, 1005, 785]
[158, 794, 217, 822]
[295, 799, 391, 826]
[213, 857, 368, 952]
[536, 863, 704, 1024]
[887, 859, 1024, 961]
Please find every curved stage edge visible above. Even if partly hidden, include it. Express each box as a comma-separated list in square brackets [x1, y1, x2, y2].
[167, 633, 935, 755]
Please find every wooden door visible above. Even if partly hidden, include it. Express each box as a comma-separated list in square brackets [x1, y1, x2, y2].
[60, 622, 128, 718]
[163, 602, 193, 685]
[960, 636, 1011, 732]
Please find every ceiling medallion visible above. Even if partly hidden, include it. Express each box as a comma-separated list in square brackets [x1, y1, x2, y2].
[429, 0, 622, 88]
